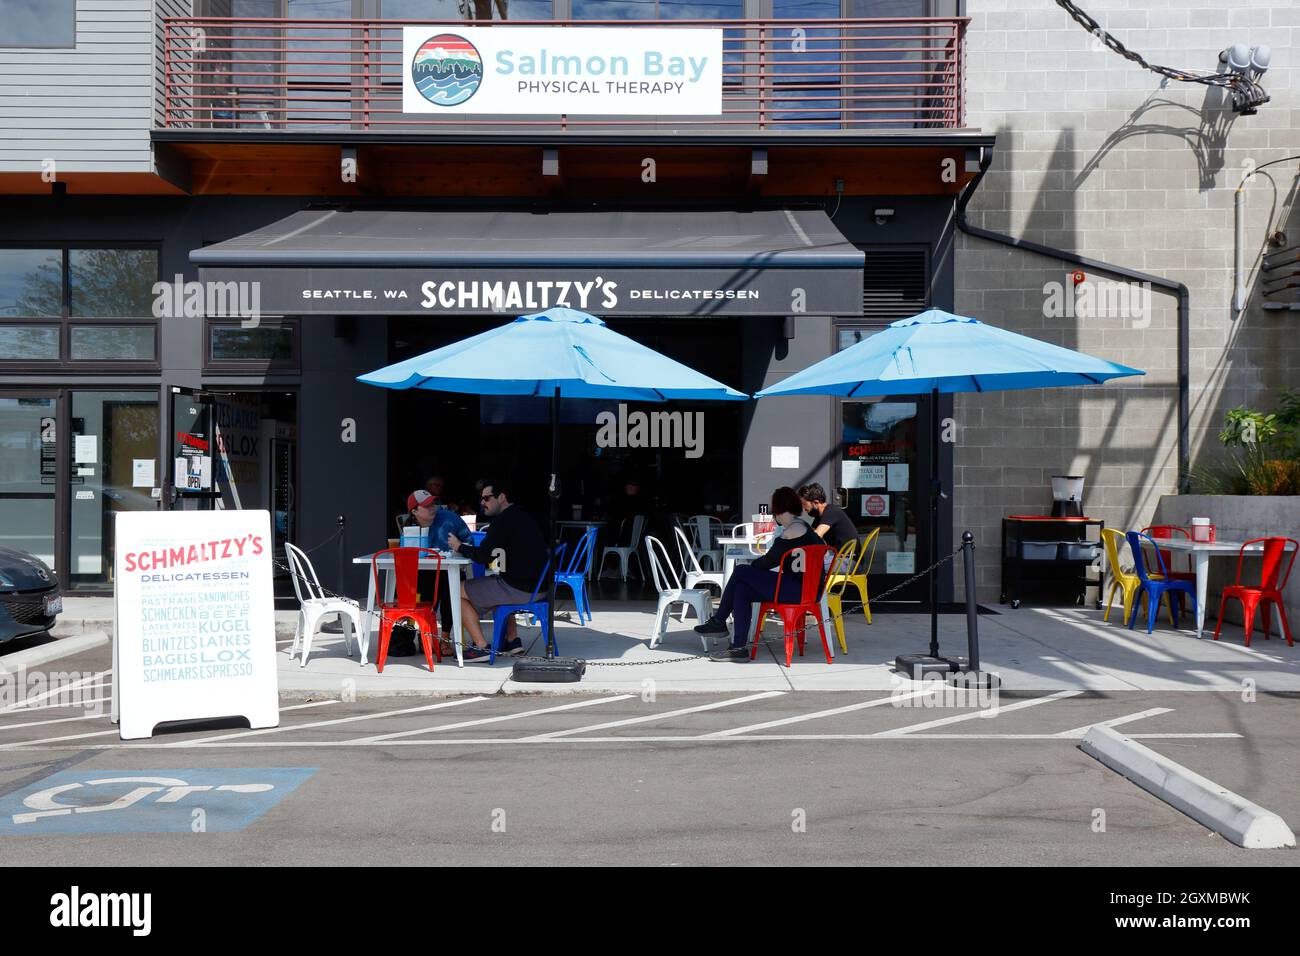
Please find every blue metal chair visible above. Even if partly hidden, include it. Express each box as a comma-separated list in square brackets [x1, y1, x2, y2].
[490, 557, 554, 664]
[468, 529, 488, 578]
[1126, 531, 1197, 634]
[555, 527, 597, 624]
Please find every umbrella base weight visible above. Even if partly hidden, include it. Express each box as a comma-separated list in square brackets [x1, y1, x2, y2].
[511, 657, 586, 683]
[895, 653, 961, 680]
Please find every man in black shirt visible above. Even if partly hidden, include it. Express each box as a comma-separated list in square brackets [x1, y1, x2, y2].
[798, 483, 860, 551]
[447, 480, 549, 662]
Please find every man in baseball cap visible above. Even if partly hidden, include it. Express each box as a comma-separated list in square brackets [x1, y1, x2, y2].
[402, 487, 472, 646]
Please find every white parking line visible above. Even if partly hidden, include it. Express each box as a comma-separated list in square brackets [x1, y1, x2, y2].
[0, 698, 338, 749]
[872, 690, 1082, 736]
[698, 690, 932, 738]
[176, 697, 484, 745]
[5, 730, 1242, 750]
[0, 672, 112, 712]
[0, 696, 110, 716]
[0, 711, 110, 731]
[520, 691, 786, 740]
[352, 694, 635, 743]
[1055, 707, 1174, 739]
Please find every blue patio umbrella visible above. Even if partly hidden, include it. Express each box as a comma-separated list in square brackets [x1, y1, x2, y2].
[359, 307, 749, 656]
[756, 309, 1144, 674]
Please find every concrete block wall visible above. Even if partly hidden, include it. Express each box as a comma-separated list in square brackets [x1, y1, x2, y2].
[955, 0, 1300, 603]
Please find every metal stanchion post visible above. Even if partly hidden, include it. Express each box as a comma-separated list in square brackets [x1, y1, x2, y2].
[951, 530, 999, 689]
[321, 514, 347, 634]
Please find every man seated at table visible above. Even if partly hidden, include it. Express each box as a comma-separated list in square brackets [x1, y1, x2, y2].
[694, 486, 824, 662]
[401, 488, 473, 639]
[798, 482, 859, 550]
[447, 480, 549, 662]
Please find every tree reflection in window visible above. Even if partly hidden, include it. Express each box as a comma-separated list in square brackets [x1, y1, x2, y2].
[69, 250, 159, 318]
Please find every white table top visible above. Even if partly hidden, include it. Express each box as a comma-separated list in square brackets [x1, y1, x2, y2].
[718, 536, 755, 546]
[353, 551, 472, 566]
[1155, 538, 1284, 554]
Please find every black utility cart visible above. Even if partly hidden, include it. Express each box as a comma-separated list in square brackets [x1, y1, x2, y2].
[1001, 515, 1104, 609]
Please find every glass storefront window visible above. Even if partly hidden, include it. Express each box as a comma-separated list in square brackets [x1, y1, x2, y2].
[836, 327, 920, 580]
[0, 397, 57, 568]
[69, 326, 156, 362]
[210, 324, 296, 362]
[68, 392, 160, 590]
[382, 0, 553, 19]
[0, 326, 60, 361]
[0, 249, 62, 317]
[68, 249, 158, 318]
[0, 0, 76, 48]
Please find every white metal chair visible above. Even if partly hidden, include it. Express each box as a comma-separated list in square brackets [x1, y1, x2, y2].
[599, 514, 647, 581]
[674, 526, 725, 620]
[690, 514, 724, 571]
[645, 535, 713, 650]
[285, 542, 366, 667]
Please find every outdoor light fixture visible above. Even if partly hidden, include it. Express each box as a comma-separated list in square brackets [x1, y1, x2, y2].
[874, 208, 895, 226]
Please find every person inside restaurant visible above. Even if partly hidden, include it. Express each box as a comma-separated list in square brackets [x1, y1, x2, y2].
[798, 482, 859, 550]
[400, 488, 473, 643]
[447, 479, 550, 662]
[694, 486, 825, 662]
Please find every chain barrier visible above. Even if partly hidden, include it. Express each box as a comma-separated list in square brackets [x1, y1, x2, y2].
[273, 545, 964, 667]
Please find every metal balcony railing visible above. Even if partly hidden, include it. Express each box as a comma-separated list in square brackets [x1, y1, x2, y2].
[161, 16, 966, 133]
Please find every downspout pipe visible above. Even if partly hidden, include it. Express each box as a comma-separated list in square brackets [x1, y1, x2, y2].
[955, 149, 1192, 492]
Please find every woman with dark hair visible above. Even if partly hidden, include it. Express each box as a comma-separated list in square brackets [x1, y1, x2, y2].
[695, 486, 826, 662]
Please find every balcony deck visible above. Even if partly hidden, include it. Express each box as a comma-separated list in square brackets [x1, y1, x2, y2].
[159, 16, 969, 138]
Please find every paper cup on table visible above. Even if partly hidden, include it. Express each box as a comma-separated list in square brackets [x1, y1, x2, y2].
[1191, 517, 1212, 542]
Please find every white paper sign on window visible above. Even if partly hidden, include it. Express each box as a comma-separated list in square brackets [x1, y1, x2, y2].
[842, 461, 886, 488]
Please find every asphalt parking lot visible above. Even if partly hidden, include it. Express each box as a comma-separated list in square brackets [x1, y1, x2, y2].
[1, 663, 1297, 865]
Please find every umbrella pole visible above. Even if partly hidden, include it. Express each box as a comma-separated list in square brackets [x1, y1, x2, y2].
[929, 386, 940, 658]
[895, 387, 959, 679]
[546, 387, 559, 659]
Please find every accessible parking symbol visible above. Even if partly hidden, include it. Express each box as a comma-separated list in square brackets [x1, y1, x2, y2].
[0, 769, 315, 834]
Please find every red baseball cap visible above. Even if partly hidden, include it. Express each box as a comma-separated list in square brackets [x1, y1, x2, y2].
[407, 489, 438, 512]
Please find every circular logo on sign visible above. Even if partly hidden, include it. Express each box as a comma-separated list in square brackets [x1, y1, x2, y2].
[864, 494, 887, 517]
[411, 33, 483, 107]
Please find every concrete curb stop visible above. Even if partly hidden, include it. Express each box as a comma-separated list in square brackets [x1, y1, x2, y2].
[1080, 724, 1296, 850]
[0, 631, 110, 674]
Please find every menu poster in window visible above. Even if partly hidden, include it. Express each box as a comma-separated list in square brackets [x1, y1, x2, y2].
[39, 416, 56, 485]
[112, 509, 278, 740]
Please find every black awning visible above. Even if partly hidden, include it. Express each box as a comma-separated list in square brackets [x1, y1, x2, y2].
[192, 208, 864, 317]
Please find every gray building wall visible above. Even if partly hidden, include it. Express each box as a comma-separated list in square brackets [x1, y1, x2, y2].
[955, 0, 1300, 603]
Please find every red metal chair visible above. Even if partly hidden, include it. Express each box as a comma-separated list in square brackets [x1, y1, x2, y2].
[371, 547, 442, 673]
[1214, 537, 1297, 647]
[749, 544, 834, 667]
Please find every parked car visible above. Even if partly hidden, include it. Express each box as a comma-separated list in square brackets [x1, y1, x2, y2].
[0, 547, 62, 642]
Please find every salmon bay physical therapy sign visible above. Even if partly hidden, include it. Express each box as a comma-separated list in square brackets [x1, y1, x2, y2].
[111, 510, 278, 740]
[402, 27, 722, 115]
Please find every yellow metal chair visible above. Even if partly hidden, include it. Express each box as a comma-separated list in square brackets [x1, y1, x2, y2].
[825, 528, 881, 637]
[822, 539, 859, 653]
[1101, 528, 1174, 627]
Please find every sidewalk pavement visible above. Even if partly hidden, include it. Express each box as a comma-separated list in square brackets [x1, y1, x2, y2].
[49, 595, 1300, 696]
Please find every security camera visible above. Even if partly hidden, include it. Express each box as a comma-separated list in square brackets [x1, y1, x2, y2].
[874, 208, 895, 226]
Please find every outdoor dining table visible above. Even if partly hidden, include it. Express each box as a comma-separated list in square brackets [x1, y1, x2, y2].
[719, 536, 758, 587]
[555, 520, 605, 580]
[1155, 537, 1296, 640]
[353, 550, 474, 667]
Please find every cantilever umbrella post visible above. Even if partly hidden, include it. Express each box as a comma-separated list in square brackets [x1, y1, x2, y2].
[547, 386, 559, 658]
